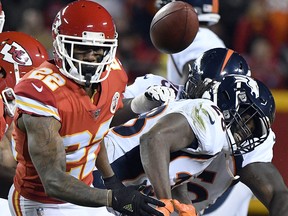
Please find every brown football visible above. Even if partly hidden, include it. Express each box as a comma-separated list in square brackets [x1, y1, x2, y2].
[150, 1, 199, 54]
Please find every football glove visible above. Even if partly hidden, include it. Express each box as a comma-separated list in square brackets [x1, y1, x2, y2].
[145, 85, 176, 104]
[131, 85, 176, 114]
[173, 199, 197, 216]
[156, 199, 174, 216]
[111, 186, 165, 216]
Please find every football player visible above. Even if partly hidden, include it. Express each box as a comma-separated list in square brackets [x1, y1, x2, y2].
[0, 31, 48, 216]
[94, 47, 288, 216]
[124, 47, 256, 215]
[8, 1, 164, 216]
[93, 75, 288, 216]
[155, 0, 225, 85]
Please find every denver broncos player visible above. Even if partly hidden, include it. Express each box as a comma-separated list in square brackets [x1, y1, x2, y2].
[8, 1, 164, 216]
[0, 31, 48, 216]
[93, 75, 288, 216]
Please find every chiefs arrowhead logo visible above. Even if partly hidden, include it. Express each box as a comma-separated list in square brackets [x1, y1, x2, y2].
[0, 41, 32, 66]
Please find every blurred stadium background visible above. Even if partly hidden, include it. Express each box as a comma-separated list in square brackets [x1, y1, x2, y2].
[2, 1, 288, 215]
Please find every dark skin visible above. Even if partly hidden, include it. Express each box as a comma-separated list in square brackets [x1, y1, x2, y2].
[111, 98, 138, 127]
[15, 48, 117, 206]
[74, 45, 138, 126]
[15, 48, 164, 214]
[18, 114, 112, 206]
[140, 112, 288, 215]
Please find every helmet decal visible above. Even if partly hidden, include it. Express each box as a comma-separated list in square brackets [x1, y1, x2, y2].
[1, 42, 32, 66]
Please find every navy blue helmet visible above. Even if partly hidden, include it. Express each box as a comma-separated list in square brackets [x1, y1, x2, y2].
[183, 48, 251, 99]
[206, 75, 275, 155]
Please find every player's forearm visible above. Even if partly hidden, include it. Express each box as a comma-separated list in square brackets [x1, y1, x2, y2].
[44, 170, 110, 207]
[140, 133, 172, 199]
[111, 98, 138, 127]
[171, 183, 192, 204]
[269, 191, 288, 216]
[95, 141, 114, 178]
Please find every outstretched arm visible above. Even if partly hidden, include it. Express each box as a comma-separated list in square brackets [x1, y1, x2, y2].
[140, 113, 195, 199]
[239, 162, 288, 216]
[20, 114, 165, 215]
[20, 114, 109, 207]
[95, 140, 115, 179]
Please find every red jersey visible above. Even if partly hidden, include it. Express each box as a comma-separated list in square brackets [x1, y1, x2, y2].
[0, 97, 6, 139]
[12, 59, 128, 203]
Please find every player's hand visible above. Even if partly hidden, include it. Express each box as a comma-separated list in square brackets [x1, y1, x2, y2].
[103, 175, 125, 190]
[173, 199, 197, 216]
[145, 85, 176, 104]
[131, 85, 176, 113]
[156, 199, 174, 216]
[111, 186, 165, 216]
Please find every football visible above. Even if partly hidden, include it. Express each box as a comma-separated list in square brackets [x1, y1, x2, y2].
[150, 1, 199, 54]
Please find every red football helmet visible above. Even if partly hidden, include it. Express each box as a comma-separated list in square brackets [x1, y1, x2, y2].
[52, 0, 118, 85]
[0, 31, 49, 116]
[0, 1, 5, 32]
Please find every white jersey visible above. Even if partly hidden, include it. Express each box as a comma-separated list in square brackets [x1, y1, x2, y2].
[167, 27, 225, 85]
[93, 99, 275, 213]
[191, 129, 274, 212]
[94, 99, 227, 209]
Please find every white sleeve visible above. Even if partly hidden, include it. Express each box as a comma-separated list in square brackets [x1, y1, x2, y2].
[167, 28, 226, 85]
[170, 99, 227, 155]
[242, 129, 275, 167]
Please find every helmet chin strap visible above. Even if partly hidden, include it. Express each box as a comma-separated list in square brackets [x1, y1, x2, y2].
[84, 73, 92, 87]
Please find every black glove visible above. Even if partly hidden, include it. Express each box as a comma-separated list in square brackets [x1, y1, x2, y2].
[103, 175, 125, 190]
[112, 185, 165, 216]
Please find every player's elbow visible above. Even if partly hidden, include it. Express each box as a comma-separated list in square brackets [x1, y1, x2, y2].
[42, 171, 65, 198]
[140, 131, 162, 150]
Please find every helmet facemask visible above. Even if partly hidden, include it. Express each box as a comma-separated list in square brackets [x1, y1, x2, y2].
[1, 87, 16, 117]
[0, 63, 21, 117]
[54, 31, 117, 86]
[223, 94, 270, 156]
[204, 75, 273, 156]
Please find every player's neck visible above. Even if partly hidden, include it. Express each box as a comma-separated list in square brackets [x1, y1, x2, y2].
[83, 83, 100, 98]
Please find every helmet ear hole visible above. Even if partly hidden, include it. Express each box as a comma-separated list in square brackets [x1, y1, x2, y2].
[0, 67, 6, 78]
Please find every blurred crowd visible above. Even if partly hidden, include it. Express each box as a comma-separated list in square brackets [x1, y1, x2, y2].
[2, 0, 288, 88]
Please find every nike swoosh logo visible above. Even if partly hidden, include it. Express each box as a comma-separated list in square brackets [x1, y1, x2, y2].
[31, 83, 43, 92]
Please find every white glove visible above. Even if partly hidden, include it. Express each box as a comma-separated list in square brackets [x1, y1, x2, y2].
[144, 85, 176, 103]
[131, 85, 176, 114]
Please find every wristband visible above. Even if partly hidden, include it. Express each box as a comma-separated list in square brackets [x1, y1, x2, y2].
[106, 189, 112, 207]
